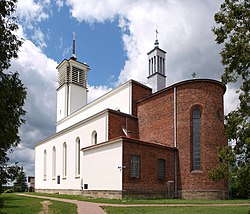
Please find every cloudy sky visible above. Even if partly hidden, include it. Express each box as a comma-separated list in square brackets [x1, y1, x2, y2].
[7, 0, 238, 176]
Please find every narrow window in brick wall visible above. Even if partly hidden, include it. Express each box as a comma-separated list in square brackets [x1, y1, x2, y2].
[158, 159, 166, 179]
[130, 155, 140, 178]
[192, 108, 201, 170]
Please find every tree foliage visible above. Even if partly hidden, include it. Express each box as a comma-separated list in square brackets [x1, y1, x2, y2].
[209, 0, 250, 198]
[0, 0, 22, 70]
[13, 166, 27, 192]
[0, 0, 26, 192]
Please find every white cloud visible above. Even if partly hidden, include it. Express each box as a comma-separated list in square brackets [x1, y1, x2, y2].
[31, 27, 47, 49]
[66, 0, 224, 85]
[56, 0, 64, 11]
[88, 85, 112, 103]
[17, 0, 50, 29]
[8, 34, 58, 175]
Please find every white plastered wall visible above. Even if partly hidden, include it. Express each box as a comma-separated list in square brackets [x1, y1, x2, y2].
[82, 140, 123, 190]
[68, 84, 87, 115]
[35, 112, 108, 190]
[57, 86, 67, 122]
[56, 81, 132, 132]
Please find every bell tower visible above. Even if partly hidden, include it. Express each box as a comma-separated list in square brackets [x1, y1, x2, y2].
[147, 30, 166, 93]
[56, 33, 90, 122]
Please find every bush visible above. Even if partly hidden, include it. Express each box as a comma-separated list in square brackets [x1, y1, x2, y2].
[3, 189, 14, 193]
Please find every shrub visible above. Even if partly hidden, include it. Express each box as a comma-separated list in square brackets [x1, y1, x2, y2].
[3, 189, 14, 193]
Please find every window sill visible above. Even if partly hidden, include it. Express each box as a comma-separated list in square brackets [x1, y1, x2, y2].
[52, 177, 56, 180]
[191, 170, 203, 174]
[62, 177, 67, 180]
[75, 175, 80, 179]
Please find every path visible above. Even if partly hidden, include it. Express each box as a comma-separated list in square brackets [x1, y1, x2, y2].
[16, 194, 250, 214]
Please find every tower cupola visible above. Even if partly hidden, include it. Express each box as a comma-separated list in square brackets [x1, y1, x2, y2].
[147, 30, 166, 93]
[56, 33, 90, 123]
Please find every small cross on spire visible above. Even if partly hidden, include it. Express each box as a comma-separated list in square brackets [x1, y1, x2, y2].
[71, 31, 77, 60]
[154, 28, 159, 47]
[155, 29, 158, 40]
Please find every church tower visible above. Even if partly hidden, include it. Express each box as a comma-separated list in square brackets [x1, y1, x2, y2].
[147, 31, 166, 93]
[56, 33, 90, 122]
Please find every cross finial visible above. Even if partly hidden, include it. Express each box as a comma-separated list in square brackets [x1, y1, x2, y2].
[71, 31, 77, 60]
[154, 28, 159, 47]
[155, 29, 158, 40]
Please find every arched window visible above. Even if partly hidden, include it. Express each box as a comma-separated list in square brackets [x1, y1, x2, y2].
[76, 138, 80, 176]
[92, 131, 97, 145]
[192, 108, 201, 170]
[43, 150, 47, 179]
[63, 142, 67, 178]
[52, 146, 56, 179]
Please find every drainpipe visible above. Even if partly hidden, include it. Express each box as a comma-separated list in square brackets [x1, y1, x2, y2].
[174, 86, 178, 198]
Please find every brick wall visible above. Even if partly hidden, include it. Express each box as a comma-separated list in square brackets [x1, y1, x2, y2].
[108, 110, 139, 140]
[122, 139, 175, 197]
[137, 89, 174, 147]
[131, 81, 152, 116]
[136, 79, 228, 199]
[176, 81, 228, 196]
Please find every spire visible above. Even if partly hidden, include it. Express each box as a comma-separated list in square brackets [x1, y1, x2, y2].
[71, 32, 77, 60]
[154, 29, 159, 47]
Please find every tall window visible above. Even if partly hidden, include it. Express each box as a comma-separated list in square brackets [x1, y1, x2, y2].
[92, 131, 97, 145]
[192, 108, 201, 170]
[43, 150, 47, 179]
[130, 155, 140, 178]
[76, 138, 80, 176]
[52, 146, 56, 179]
[158, 159, 166, 179]
[63, 142, 67, 178]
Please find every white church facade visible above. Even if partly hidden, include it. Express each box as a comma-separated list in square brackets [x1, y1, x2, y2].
[35, 38, 228, 199]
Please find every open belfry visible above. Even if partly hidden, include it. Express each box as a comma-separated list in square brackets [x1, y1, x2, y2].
[35, 33, 228, 199]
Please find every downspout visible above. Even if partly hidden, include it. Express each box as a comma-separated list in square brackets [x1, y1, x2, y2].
[174, 86, 178, 198]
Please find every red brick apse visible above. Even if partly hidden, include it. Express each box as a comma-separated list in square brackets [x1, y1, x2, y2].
[134, 79, 228, 199]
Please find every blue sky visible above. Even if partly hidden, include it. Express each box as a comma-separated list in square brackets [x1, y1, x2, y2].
[7, 0, 239, 176]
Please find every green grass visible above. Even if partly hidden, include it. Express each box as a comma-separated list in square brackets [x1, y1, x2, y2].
[103, 206, 250, 214]
[0, 193, 77, 214]
[27, 192, 250, 205]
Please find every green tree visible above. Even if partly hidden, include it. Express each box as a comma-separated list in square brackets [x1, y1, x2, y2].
[0, 0, 26, 193]
[13, 166, 27, 192]
[209, 0, 250, 198]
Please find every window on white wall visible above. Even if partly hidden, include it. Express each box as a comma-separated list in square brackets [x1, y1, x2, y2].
[76, 137, 80, 176]
[63, 142, 67, 178]
[92, 131, 97, 145]
[43, 150, 47, 180]
[52, 146, 56, 179]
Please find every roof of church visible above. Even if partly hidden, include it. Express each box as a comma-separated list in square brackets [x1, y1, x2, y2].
[81, 136, 177, 152]
[137, 78, 226, 103]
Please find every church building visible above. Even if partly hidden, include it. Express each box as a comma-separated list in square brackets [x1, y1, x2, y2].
[35, 36, 228, 199]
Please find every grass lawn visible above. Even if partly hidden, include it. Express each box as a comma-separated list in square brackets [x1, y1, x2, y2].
[103, 206, 250, 214]
[0, 193, 77, 214]
[27, 192, 250, 205]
